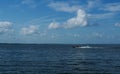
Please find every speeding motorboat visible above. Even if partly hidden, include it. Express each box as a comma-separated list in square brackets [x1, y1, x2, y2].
[72, 45, 91, 48]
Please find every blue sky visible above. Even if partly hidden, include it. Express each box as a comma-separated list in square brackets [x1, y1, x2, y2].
[0, 0, 120, 44]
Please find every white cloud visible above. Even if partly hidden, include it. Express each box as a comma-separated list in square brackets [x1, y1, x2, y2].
[48, 21, 60, 29]
[48, 9, 87, 29]
[87, 0, 120, 12]
[86, 1, 119, 19]
[22, 0, 37, 8]
[20, 25, 39, 35]
[102, 3, 120, 12]
[87, 0, 102, 9]
[64, 9, 87, 28]
[0, 21, 13, 34]
[115, 23, 120, 27]
[48, 0, 102, 12]
[88, 12, 115, 19]
[48, 2, 81, 13]
[48, 0, 119, 29]
[0, 21, 12, 28]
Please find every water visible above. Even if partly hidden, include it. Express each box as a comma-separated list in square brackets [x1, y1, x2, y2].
[0, 44, 120, 74]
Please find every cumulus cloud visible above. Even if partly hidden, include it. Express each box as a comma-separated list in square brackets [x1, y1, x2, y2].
[48, 2, 81, 13]
[0, 21, 13, 34]
[48, 9, 87, 29]
[64, 9, 87, 28]
[20, 25, 39, 35]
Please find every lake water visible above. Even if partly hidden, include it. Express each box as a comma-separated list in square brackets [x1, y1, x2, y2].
[0, 44, 120, 74]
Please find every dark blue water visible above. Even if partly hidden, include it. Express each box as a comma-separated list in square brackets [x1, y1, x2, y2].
[0, 44, 120, 74]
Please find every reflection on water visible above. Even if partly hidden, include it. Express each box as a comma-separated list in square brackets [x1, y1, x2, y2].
[0, 44, 120, 74]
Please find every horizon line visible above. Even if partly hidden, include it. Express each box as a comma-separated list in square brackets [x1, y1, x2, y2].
[0, 43, 120, 45]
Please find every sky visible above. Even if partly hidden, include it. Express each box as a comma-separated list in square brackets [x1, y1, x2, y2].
[0, 0, 120, 44]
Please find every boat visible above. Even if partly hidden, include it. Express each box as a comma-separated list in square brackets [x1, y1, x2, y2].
[72, 45, 81, 48]
[72, 45, 91, 48]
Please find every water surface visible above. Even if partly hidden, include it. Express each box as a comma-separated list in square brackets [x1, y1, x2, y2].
[0, 44, 120, 74]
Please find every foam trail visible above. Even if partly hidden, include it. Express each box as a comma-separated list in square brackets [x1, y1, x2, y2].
[75, 46, 103, 49]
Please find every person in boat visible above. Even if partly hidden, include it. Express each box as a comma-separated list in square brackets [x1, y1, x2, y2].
[72, 45, 81, 48]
